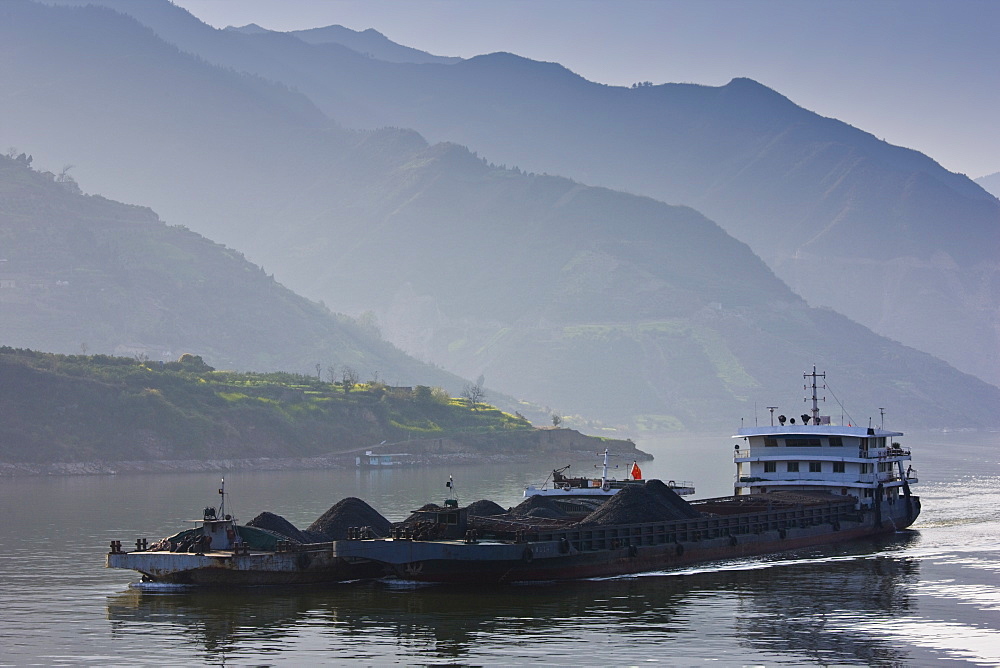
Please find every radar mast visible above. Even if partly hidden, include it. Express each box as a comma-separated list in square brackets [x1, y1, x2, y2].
[804, 366, 826, 424]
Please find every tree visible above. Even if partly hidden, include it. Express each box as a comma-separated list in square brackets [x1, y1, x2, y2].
[431, 386, 451, 404]
[55, 165, 81, 194]
[461, 382, 485, 408]
[176, 353, 214, 372]
[341, 365, 359, 393]
[551, 413, 562, 427]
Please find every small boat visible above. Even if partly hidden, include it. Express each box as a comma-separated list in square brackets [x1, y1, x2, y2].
[523, 449, 695, 499]
[356, 450, 415, 468]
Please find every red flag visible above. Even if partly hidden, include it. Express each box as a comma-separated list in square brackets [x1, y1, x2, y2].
[631, 461, 642, 480]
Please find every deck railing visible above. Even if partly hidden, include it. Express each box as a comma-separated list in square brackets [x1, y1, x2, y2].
[735, 447, 912, 461]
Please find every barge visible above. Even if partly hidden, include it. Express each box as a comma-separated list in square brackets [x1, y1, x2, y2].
[107, 368, 919, 585]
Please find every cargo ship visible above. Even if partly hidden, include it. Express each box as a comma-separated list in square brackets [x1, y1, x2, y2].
[107, 369, 919, 585]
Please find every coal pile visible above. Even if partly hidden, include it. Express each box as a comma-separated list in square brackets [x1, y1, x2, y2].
[510, 495, 568, 518]
[578, 480, 702, 526]
[307, 497, 391, 540]
[466, 499, 506, 517]
[645, 480, 702, 519]
[246, 511, 328, 543]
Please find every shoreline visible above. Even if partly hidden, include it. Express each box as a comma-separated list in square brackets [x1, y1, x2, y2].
[0, 450, 607, 478]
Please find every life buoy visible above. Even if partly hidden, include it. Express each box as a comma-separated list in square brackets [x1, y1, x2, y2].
[522, 547, 534, 563]
[667, 480, 675, 487]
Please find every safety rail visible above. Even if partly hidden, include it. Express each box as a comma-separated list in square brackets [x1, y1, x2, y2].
[735, 447, 912, 461]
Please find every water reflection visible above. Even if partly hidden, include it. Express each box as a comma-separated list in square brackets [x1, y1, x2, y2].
[732, 533, 920, 665]
[106, 532, 920, 664]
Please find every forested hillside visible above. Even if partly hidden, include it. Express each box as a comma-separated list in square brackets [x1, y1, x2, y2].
[0, 153, 465, 393]
[0, 347, 636, 466]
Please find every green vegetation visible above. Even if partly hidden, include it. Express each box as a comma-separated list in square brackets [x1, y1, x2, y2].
[0, 347, 534, 464]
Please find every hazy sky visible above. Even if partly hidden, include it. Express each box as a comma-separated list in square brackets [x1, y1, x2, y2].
[171, 0, 999, 179]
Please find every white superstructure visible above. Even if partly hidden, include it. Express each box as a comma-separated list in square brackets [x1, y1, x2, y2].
[733, 367, 917, 509]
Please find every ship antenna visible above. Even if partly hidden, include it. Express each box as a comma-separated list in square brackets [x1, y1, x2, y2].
[218, 477, 226, 519]
[803, 365, 826, 424]
[767, 406, 778, 427]
[879, 407, 885, 430]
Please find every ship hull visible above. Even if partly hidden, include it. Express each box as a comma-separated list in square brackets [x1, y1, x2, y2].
[107, 545, 382, 585]
[335, 496, 920, 584]
[108, 495, 919, 586]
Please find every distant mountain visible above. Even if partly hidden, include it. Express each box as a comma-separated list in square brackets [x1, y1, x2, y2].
[0, 152, 467, 394]
[225, 22, 269, 35]
[63, 0, 1000, 387]
[225, 21, 461, 65]
[289, 24, 460, 65]
[976, 172, 1000, 199]
[4, 0, 999, 431]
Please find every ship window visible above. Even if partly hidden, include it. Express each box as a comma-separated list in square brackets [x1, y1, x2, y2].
[833, 462, 845, 473]
[785, 438, 821, 447]
[809, 462, 822, 473]
[829, 437, 843, 447]
[787, 462, 799, 473]
[764, 438, 778, 447]
[764, 461, 776, 473]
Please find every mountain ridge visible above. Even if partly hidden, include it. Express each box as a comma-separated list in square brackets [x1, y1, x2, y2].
[976, 171, 1000, 199]
[4, 0, 998, 432]
[289, 24, 460, 65]
[81, 3, 997, 386]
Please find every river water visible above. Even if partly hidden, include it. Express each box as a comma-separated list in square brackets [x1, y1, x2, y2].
[1, 431, 998, 666]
